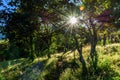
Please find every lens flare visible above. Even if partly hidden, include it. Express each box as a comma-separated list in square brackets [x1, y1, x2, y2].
[80, 6, 84, 11]
[69, 17, 77, 25]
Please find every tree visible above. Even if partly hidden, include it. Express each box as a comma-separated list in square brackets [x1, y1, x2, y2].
[76, 0, 113, 71]
[4, 0, 71, 60]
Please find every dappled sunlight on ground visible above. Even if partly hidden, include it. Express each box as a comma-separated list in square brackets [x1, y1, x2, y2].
[0, 43, 120, 79]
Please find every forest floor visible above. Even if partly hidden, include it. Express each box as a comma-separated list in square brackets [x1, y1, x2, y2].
[0, 43, 120, 80]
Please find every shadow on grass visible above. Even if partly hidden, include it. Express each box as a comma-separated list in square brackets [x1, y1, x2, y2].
[44, 58, 120, 80]
[44, 58, 80, 80]
[0, 58, 29, 71]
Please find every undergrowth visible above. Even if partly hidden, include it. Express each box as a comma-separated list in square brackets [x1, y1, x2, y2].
[0, 43, 120, 80]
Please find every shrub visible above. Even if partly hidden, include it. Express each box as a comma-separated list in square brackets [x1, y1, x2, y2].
[0, 74, 5, 80]
[103, 46, 118, 54]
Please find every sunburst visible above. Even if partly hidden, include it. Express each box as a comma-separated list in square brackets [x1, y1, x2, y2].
[69, 16, 78, 25]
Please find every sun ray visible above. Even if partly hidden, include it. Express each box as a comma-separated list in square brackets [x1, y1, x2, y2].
[69, 16, 77, 25]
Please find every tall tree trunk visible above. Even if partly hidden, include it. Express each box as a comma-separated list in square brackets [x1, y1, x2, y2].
[90, 30, 98, 71]
[29, 35, 36, 61]
[73, 35, 88, 76]
[103, 34, 106, 46]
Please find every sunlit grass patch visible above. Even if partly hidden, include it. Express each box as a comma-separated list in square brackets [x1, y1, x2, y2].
[0, 40, 8, 46]
[0, 43, 120, 80]
[51, 52, 63, 57]
[33, 56, 48, 63]
[60, 68, 76, 80]
[0, 58, 25, 73]
[0, 40, 6, 43]
[110, 54, 120, 75]
[97, 44, 120, 79]
[62, 51, 79, 62]
[44, 57, 58, 69]
[0, 58, 34, 79]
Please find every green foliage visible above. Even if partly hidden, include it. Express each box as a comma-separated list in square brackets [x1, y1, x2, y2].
[2, 44, 20, 60]
[95, 58, 119, 80]
[29, 52, 37, 61]
[0, 0, 120, 79]
[9, 45, 20, 59]
[0, 58, 35, 80]
[103, 45, 119, 54]
[0, 43, 120, 79]
[60, 68, 77, 80]
[0, 74, 5, 80]
[98, 57, 111, 71]
[0, 40, 8, 60]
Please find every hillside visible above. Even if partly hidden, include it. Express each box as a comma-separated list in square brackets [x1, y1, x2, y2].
[0, 43, 120, 80]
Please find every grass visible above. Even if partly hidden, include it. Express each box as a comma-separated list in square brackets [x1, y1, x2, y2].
[0, 43, 120, 80]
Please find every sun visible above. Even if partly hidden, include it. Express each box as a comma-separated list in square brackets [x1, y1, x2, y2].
[69, 16, 77, 25]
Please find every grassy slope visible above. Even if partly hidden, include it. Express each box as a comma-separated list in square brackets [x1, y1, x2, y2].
[0, 43, 120, 80]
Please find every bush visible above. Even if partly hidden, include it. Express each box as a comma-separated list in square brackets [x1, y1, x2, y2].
[0, 40, 8, 61]
[103, 46, 118, 54]
[3, 45, 20, 60]
[0, 74, 5, 80]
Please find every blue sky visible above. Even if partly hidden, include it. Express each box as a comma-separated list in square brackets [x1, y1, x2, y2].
[0, 0, 9, 10]
[0, 0, 81, 11]
[0, 0, 81, 39]
[0, 0, 17, 12]
[0, 0, 10, 39]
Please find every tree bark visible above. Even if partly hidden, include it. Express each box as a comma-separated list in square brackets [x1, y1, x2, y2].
[73, 35, 88, 76]
[29, 35, 36, 61]
[103, 34, 106, 46]
[90, 29, 98, 71]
